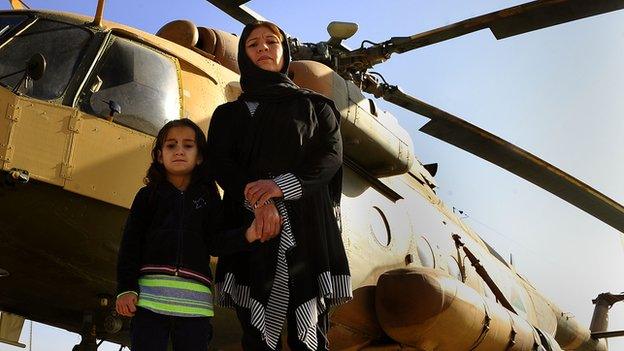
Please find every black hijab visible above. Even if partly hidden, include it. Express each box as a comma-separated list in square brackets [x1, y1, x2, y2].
[237, 21, 306, 102]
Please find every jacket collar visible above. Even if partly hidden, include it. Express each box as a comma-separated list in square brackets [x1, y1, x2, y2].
[153, 178, 205, 198]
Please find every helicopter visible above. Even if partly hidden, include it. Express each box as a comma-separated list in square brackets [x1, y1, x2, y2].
[3, 0, 620, 350]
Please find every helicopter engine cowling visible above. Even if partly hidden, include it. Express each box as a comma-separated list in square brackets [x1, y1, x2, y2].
[552, 310, 605, 351]
[375, 268, 546, 351]
[196, 27, 240, 75]
[289, 60, 415, 177]
[326, 286, 385, 350]
[157, 21, 240, 74]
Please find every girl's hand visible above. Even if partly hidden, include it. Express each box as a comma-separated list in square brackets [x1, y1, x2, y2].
[116, 292, 138, 317]
[245, 180, 283, 207]
[254, 202, 282, 242]
[245, 219, 261, 242]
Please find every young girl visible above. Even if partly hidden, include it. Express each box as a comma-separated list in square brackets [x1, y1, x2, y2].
[116, 118, 259, 351]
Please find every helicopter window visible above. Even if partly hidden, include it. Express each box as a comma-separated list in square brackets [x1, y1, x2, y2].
[482, 280, 495, 300]
[483, 240, 510, 268]
[79, 36, 180, 136]
[417, 236, 435, 268]
[368, 99, 378, 117]
[509, 287, 528, 316]
[0, 18, 92, 100]
[0, 15, 28, 39]
[447, 256, 463, 281]
[370, 206, 391, 246]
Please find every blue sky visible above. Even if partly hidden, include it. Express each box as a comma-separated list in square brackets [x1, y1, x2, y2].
[2, 1, 624, 350]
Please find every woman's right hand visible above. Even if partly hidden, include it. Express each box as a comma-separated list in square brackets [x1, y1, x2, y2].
[254, 202, 282, 242]
[116, 292, 138, 317]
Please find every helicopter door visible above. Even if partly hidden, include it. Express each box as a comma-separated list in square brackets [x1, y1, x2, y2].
[64, 36, 182, 207]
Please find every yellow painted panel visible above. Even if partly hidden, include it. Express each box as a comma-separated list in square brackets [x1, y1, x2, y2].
[64, 114, 153, 209]
[180, 61, 215, 133]
[7, 96, 74, 186]
[217, 63, 241, 103]
[0, 90, 16, 170]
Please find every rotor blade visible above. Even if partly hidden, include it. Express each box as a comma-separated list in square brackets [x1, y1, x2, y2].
[381, 85, 624, 234]
[386, 0, 624, 55]
[8, 0, 29, 9]
[591, 330, 624, 339]
[205, 0, 266, 25]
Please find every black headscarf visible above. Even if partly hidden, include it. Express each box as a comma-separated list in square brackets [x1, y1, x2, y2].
[237, 21, 305, 102]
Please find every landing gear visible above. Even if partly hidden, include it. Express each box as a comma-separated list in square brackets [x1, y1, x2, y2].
[72, 295, 124, 351]
[72, 312, 98, 351]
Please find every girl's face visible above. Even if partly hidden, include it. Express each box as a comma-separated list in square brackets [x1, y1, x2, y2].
[245, 26, 284, 72]
[158, 126, 202, 178]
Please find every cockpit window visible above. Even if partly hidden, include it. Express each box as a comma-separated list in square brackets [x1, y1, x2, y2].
[0, 15, 28, 39]
[79, 36, 180, 136]
[0, 18, 91, 99]
[483, 240, 510, 268]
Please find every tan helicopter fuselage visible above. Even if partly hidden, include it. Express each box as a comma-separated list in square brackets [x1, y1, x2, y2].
[0, 10, 606, 351]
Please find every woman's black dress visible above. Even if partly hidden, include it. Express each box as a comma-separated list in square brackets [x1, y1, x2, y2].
[207, 22, 352, 351]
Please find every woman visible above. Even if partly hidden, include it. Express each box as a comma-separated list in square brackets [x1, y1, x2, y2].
[207, 21, 352, 351]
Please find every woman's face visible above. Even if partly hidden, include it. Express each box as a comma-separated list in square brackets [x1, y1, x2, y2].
[244, 26, 284, 72]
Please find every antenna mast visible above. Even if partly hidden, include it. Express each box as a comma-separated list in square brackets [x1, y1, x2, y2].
[92, 0, 105, 27]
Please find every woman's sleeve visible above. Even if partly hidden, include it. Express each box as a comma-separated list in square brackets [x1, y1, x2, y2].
[203, 190, 253, 256]
[116, 187, 150, 295]
[275, 101, 342, 199]
[207, 105, 252, 206]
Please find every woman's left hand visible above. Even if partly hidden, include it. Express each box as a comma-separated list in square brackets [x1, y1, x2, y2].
[245, 180, 283, 207]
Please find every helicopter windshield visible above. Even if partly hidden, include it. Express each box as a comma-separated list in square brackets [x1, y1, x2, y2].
[0, 15, 27, 38]
[0, 18, 92, 100]
[79, 36, 180, 136]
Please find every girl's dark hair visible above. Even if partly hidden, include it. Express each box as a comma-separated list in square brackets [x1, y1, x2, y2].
[145, 118, 209, 186]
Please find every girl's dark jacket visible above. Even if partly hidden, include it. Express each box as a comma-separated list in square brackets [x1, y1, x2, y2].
[116, 180, 250, 295]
